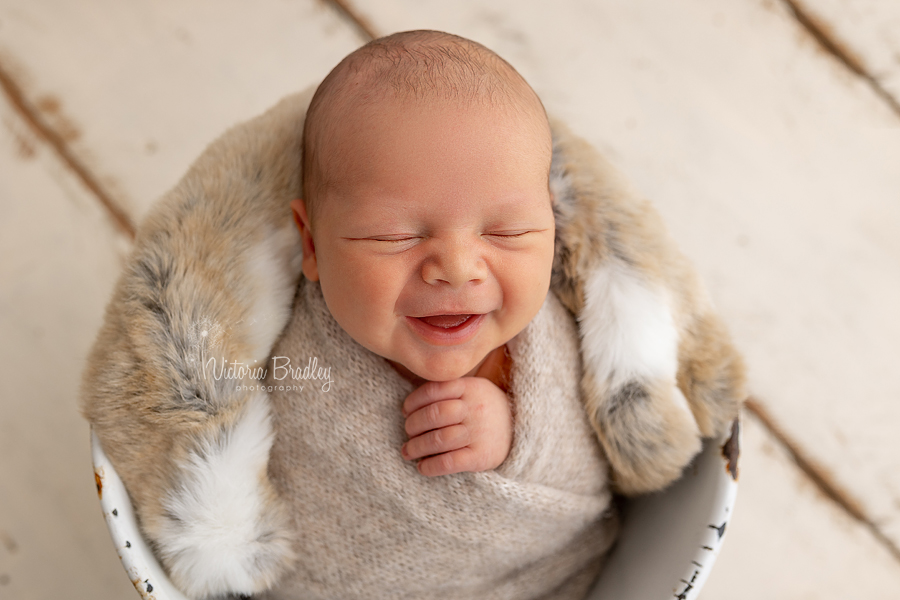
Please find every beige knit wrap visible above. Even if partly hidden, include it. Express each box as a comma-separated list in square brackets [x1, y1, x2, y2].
[260, 280, 617, 600]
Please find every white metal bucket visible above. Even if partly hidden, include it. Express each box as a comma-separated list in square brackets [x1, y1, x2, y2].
[91, 419, 739, 600]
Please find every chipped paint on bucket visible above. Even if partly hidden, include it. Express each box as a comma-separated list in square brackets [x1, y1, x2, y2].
[722, 419, 740, 481]
[91, 431, 191, 600]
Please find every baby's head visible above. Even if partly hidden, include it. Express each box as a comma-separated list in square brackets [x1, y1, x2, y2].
[291, 30, 555, 382]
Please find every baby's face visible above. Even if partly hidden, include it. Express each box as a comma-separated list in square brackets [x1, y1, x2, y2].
[294, 97, 555, 382]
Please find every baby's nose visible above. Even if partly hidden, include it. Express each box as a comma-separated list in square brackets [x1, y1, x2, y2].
[421, 236, 487, 288]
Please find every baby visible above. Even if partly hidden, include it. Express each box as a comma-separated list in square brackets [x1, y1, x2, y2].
[290, 29, 557, 479]
[81, 28, 746, 600]
[257, 30, 615, 599]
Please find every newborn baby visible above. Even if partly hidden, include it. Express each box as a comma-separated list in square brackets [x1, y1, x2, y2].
[81, 28, 746, 600]
[262, 30, 616, 599]
[291, 28, 558, 478]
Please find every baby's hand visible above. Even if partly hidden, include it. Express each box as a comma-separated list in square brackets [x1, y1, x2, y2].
[401, 378, 513, 477]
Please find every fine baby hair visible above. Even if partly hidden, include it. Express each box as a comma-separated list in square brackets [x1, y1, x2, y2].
[82, 30, 746, 600]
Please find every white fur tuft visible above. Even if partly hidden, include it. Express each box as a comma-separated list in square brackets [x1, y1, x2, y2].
[580, 261, 679, 391]
[157, 392, 292, 598]
[241, 225, 303, 364]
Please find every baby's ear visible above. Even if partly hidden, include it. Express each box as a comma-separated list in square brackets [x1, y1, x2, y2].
[290, 199, 304, 232]
[290, 198, 319, 282]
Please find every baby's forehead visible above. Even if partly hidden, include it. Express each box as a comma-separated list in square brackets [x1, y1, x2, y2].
[302, 32, 552, 221]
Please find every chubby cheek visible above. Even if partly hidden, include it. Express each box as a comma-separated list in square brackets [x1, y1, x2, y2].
[500, 246, 554, 329]
[503, 279, 549, 337]
[317, 251, 407, 346]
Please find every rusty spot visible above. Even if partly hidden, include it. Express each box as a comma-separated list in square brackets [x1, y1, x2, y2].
[130, 577, 158, 600]
[722, 418, 740, 480]
[94, 469, 103, 498]
[131, 578, 151, 600]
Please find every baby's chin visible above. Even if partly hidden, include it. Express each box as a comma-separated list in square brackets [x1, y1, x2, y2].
[388, 356, 482, 384]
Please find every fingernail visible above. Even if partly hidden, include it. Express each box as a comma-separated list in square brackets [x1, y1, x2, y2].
[401, 443, 408, 459]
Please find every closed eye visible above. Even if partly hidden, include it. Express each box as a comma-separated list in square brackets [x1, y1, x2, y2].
[484, 231, 534, 238]
[342, 235, 420, 243]
[369, 236, 419, 243]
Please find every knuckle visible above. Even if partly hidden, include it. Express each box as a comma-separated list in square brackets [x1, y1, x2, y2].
[448, 399, 466, 421]
[456, 425, 471, 446]
[424, 380, 445, 400]
[431, 428, 444, 448]
[438, 453, 455, 473]
[419, 456, 443, 477]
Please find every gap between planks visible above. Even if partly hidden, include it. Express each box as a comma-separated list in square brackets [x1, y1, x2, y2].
[780, 0, 900, 119]
[746, 398, 900, 563]
[4, 0, 900, 567]
[324, 0, 378, 41]
[0, 61, 136, 241]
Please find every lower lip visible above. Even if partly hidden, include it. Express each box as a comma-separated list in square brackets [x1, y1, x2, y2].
[406, 314, 485, 345]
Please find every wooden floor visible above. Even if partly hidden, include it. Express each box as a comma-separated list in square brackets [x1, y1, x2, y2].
[1, 1, 899, 597]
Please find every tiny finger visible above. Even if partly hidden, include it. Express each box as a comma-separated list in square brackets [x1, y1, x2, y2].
[402, 424, 469, 460]
[402, 379, 466, 417]
[405, 399, 467, 437]
[417, 447, 480, 477]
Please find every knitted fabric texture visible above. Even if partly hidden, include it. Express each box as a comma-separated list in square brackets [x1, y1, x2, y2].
[260, 280, 617, 600]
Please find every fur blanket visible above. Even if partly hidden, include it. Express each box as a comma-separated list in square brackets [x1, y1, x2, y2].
[80, 87, 745, 598]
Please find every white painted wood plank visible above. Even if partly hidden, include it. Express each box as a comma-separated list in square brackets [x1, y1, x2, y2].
[0, 94, 134, 598]
[700, 415, 900, 599]
[0, 0, 366, 224]
[344, 0, 900, 553]
[802, 0, 900, 103]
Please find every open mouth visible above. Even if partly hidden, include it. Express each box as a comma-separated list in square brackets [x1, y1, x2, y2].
[407, 313, 484, 343]
[416, 314, 475, 329]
